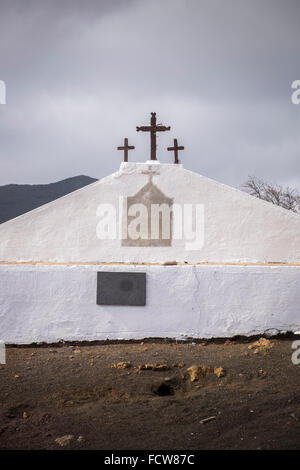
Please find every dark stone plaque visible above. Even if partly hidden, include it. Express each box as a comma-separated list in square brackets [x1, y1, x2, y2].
[97, 272, 146, 306]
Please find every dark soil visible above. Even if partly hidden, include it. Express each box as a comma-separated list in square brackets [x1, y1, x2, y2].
[0, 338, 299, 450]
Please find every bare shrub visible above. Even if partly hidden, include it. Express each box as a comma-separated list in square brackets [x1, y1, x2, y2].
[242, 176, 300, 213]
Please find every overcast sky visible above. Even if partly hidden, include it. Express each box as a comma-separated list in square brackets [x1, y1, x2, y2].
[0, 0, 300, 190]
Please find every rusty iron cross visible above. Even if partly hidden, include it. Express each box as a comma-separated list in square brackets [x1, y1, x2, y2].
[167, 138, 184, 164]
[136, 112, 171, 161]
[117, 138, 135, 162]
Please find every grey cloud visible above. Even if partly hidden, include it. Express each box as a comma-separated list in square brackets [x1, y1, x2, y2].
[0, 0, 300, 190]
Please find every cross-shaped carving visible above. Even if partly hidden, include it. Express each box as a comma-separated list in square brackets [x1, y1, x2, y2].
[117, 138, 135, 162]
[141, 165, 160, 182]
[167, 138, 184, 164]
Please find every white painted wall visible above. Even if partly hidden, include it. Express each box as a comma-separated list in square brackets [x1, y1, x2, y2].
[1, 162, 300, 263]
[0, 264, 299, 344]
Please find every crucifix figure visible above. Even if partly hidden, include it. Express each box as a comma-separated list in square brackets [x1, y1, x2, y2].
[136, 112, 171, 161]
[117, 138, 135, 162]
[167, 138, 184, 164]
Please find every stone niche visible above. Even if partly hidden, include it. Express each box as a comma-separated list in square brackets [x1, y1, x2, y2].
[122, 177, 173, 247]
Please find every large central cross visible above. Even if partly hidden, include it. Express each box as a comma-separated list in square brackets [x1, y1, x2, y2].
[136, 112, 171, 161]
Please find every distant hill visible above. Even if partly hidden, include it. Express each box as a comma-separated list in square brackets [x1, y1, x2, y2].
[0, 175, 97, 224]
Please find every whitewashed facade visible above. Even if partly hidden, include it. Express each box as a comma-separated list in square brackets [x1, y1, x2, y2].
[0, 162, 299, 343]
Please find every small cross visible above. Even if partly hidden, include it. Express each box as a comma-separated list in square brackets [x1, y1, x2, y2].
[167, 138, 184, 164]
[141, 165, 160, 182]
[117, 138, 135, 162]
[136, 112, 171, 161]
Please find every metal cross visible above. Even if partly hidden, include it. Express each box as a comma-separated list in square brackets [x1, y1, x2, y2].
[117, 138, 135, 162]
[136, 112, 171, 161]
[167, 138, 184, 164]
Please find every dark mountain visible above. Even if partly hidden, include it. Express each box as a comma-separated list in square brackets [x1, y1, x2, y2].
[0, 175, 98, 224]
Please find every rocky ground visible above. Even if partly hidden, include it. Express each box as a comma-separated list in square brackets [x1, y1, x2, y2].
[0, 337, 299, 450]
